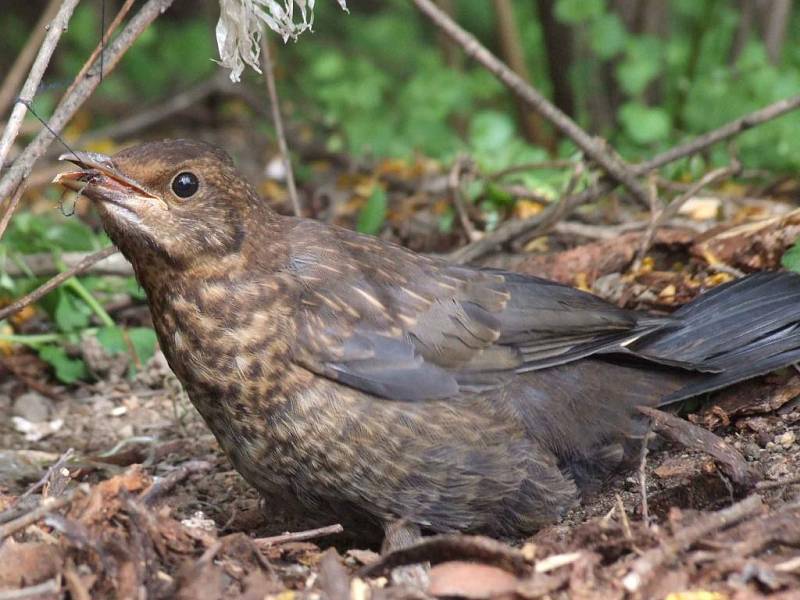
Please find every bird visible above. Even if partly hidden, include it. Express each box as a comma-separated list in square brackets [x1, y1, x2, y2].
[54, 139, 800, 545]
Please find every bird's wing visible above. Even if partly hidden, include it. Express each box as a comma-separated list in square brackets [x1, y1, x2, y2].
[286, 221, 669, 401]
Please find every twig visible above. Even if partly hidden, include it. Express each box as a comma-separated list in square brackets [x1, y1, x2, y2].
[636, 95, 800, 175]
[0, 0, 176, 236]
[0, 246, 118, 322]
[622, 494, 763, 592]
[449, 95, 800, 263]
[637, 406, 756, 486]
[63, 565, 91, 600]
[77, 71, 229, 144]
[615, 494, 633, 541]
[755, 475, 800, 490]
[0, 579, 61, 600]
[0, 0, 80, 172]
[487, 159, 575, 181]
[260, 37, 301, 217]
[139, 460, 213, 507]
[20, 448, 74, 500]
[4, 249, 133, 278]
[253, 523, 344, 546]
[411, 0, 650, 208]
[61, 0, 137, 102]
[0, 0, 62, 120]
[634, 164, 739, 270]
[638, 422, 654, 526]
[0, 489, 80, 541]
[448, 156, 479, 241]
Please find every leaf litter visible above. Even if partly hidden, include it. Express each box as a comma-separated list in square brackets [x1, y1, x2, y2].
[3, 155, 800, 599]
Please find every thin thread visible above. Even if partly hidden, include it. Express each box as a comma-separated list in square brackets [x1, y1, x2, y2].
[14, 99, 82, 163]
[57, 189, 81, 217]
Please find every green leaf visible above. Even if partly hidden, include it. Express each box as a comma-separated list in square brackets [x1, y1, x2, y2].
[469, 111, 515, 153]
[96, 326, 127, 354]
[555, 0, 605, 23]
[616, 36, 663, 96]
[589, 13, 628, 59]
[782, 242, 800, 273]
[619, 103, 671, 145]
[128, 328, 158, 366]
[54, 290, 90, 333]
[356, 187, 388, 235]
[38, 345, 87, 384]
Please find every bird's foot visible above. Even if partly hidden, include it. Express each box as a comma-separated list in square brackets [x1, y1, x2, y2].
[382, 519, 430, 591]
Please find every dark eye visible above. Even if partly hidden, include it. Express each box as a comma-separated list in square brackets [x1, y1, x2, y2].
[171, 172, 199, 198]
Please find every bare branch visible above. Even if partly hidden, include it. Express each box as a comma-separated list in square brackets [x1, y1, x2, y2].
[260, 37, 301, 217]
[0, 0, 177, 231]
[635, 94, 800, 175]
[411, 0, 650, 208]
[0, 0, 62, 120]
[0, 246, 118, 322]
[0, 0, 81, 172]
[634, 164, 739, 269]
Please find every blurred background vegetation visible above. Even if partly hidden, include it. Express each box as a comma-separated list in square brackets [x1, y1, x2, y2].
[1, 0, 800, 383]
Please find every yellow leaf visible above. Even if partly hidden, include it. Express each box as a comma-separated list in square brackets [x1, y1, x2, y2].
[659, 284, 676, 298]
[678, 196, 721, 220]
[705, 272, 733, 287]
[665, 591, 727, 600]
[514, 199, 544, 220]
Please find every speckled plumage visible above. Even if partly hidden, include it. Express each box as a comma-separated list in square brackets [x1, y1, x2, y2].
[56, 139, 800, 539]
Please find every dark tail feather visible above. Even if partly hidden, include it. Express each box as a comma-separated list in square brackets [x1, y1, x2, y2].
[632, 271, 800, 403]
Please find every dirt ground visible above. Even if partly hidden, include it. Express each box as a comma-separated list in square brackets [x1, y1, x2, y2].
[3, 148, 800, 598]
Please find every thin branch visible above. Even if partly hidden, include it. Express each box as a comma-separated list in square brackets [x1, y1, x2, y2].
[0, 579, 61, 600]
[253, 523, 344, 546]
[635, 94, 800, 175]
[0, 246, 118, 322]
[622, 494, 764, 592]
[0, 489, 81, 541]
[78, 71, 229, 144]
[260, 37, 301, 217]
[140, 460, 213, 507]
[0, 184, 25, 241]
[634, 164, 738, 269]
[0, 0, 62, 120]
[448, 95, 800, 264]
[447, 163, 586, 263]
[0, 0, 81, 172]
[4, 249, 132, 278]
[63, 0, 137, 101]
[411, 0, 650, 208]
[0, 0, 177, 234]
[448, 156, 479, 241]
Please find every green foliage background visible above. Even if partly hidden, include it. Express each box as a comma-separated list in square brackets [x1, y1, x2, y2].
[2, 0, 800, 381]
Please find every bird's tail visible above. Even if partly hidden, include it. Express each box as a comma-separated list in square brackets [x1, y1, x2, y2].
[631, 271, 800, 403]
[514, 271, 800, 491]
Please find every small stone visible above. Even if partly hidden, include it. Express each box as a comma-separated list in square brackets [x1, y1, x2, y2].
[11, 392, 52, 423]
[742, 443, 761, 460]
[756, 431, 772, 448]
[777, 431, 796, 449]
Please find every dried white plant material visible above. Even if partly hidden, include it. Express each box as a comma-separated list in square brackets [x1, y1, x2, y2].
[217, 0, 348, 81]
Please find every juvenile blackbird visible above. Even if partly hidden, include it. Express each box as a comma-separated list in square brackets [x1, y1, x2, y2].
[55, 140, 800, 540]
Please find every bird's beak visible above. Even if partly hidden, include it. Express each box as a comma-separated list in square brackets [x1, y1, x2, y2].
[53, 152, 166, 209]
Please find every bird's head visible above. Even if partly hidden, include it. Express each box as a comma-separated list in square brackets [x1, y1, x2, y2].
[54, 139, 264, 270]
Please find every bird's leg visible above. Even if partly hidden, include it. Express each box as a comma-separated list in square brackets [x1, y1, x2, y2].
[382, 519, 430, 590]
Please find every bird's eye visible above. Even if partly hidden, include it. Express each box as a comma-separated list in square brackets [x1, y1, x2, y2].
[171, 172, 199, 198]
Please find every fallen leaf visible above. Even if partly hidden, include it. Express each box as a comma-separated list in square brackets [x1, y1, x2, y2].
[428, 561, 518, 599]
